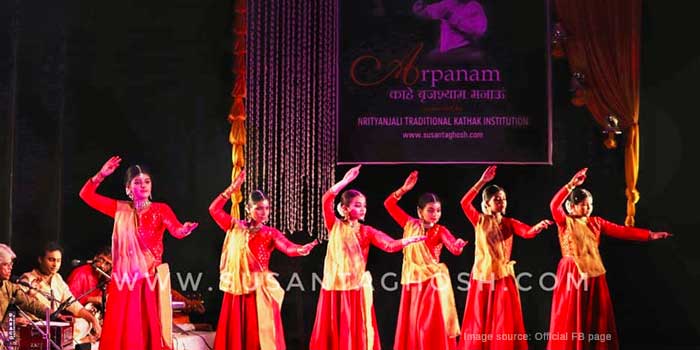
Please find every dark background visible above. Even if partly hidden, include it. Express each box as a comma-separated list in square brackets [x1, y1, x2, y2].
[1, 1, 698, 349]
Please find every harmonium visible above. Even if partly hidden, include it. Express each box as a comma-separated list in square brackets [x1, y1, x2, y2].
[18, 321, 73, 350]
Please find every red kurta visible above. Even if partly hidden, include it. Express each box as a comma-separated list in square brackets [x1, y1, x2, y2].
[79, 178, 191, 350]
[547, 186, 649, 350]
[384, 194, 462, 350]
[310, 190, 407, 350]
[208, 194, 306, 350]
[67, 264, 104, 306]
[458, 187, 537, 350]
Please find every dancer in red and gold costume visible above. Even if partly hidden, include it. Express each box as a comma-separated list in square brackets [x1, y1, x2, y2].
[547, 168, 671, 350]
[458, 166, 552, 350]
[385, 171, 468, 350]
[210, 169, 318, 350]
[310, 165, 426, 350]
[79, 156, 199, 350]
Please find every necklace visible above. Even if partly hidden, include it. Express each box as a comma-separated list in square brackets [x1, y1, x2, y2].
[246, 220, 262, 232]
[134, 199, 151, 211]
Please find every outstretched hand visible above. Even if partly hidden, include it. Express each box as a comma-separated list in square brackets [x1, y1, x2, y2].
[223, 169, 246, 197]
[232, 169, 246, 189]
[297, 240, 320, 256]
[455, 238, 469, 251]
[569, 168, 588, 187]
[650, 231, 672, 240]
[99, 156, 122, 178]
[342, 164, 362, 183]
[532, 219, 554, 234]
[331, 164, 362, 194]
[479, 165, 497, 184]
[180, 222, 199, 237]
[401, 171, 419, 193]
[402, 235, 427, 247]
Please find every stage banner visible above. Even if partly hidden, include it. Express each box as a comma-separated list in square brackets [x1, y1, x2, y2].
[339, 0, 552, 164]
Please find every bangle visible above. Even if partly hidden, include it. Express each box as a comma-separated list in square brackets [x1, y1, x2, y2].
[221, 192, 231, 199]
[565, 183, 575, 192]
[392, 190, 404, 199]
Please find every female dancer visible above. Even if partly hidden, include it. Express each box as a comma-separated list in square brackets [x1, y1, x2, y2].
[79, 156, 199, 350]
[459, 165, 552, 350]
[309, 165, 426, 350]
[547, 168, 671, 350]
[209, 169, 318, 350]
[385, 171, 467, 350]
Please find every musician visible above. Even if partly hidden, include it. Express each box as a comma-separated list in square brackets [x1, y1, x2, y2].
[0, 243, 48, 323]
[67, 247, 112, 307]
[18, 242, 101, 337]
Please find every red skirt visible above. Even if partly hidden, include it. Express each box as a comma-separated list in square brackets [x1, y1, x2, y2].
[547, 258, 618, 350]
[310, 289, 381, 350]
[213, 292, 286, 350]
[458, 275, 528, 350]
[99, 279, 162, 350]
[394, 279, 457, 350]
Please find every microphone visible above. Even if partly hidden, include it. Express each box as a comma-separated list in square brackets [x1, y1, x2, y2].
[71, 259, 94, 267]
[10, 275, 32, 289]
[10, 276, 61, 304]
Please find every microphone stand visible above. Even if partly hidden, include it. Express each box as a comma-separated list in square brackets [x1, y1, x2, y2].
[13, 304, 62, 350]
[14, 281, 61, 306]
[14, 279, 67, 350]
[93, 265, 111, 313]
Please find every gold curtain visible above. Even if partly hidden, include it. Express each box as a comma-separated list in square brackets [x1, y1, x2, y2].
[555, 0, 641, 226]
[227, 0, 247, 219]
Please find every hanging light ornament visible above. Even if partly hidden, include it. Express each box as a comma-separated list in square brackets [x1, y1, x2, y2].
[552, 22, 567, 58]
[602, 115, 622, 149]
[570, 72, 586, 107]
[247, 0, 338, 239]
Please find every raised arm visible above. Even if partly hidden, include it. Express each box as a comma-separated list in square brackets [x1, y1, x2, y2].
[440, 227, 468, 255]
[161, 204, 198, 239]
[461, 165, 496, 226]
[209, 170, 246, 231]
[323, 165, 362, 231]
[272, 229, 319, 257]
[368, 226, 426, 253]
[384, 171, 418, 228]
[595, 217, 652, 241]
[510, 218, 553, 239]
[79, 156, 123, 218]
[551, 168, 587, 225]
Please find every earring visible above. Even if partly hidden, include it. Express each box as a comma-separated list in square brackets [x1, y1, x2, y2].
[126, 190, 133, 200]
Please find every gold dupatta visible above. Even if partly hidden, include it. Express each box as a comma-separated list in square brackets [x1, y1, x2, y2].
[112, 201, 155, 281]
[561, 217, 606, 278]
[400, 220, 460, 337]
[321, 220, 375, 350]
[219, 222, 285, 350]
[113, 201, 173, 349]
[472, 214, 516, 281]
